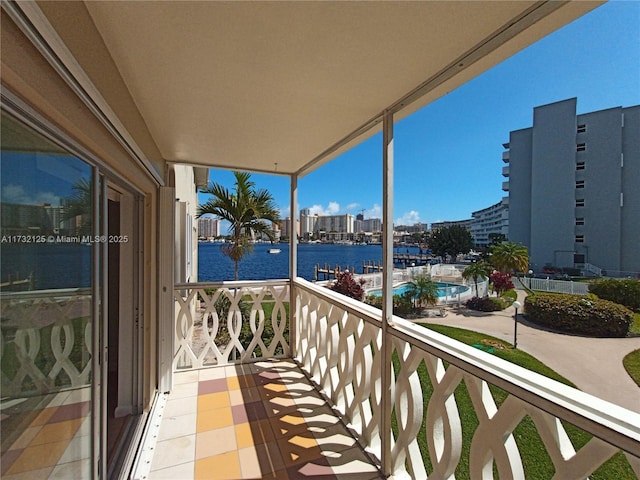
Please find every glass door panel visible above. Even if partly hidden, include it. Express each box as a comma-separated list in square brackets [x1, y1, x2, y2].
[1, 112, 95, 478]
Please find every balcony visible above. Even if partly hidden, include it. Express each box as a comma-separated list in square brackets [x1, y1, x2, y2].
[132, 279, 640, 478]
[502, 181, 510, 192]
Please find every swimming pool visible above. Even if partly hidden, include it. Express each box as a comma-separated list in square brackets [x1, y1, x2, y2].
[367, 282, 469, 298]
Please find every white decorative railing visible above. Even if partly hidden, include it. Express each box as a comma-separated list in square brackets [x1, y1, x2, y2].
[293, 277, 640, 479]
[517, 276, 589, 295]
[173, 280, 290, 370]
[0, 288, 92, 396]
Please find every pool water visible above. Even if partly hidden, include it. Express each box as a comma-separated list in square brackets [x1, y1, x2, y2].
[367, 282, 469, 298]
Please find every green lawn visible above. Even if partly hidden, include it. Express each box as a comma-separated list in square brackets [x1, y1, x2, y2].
[623, 349, 640, 388]
[630, 312, 640, 336]
[392, 323, 635, 479]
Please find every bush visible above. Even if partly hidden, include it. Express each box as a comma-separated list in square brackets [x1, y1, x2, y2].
[465, 296, 505, 312]
[365, 293, 415, 317]
[525, 292, 633, 337]
[589, 278, 640, 313]
[490, 271, 514, 297]
[328, 270, 366, 301]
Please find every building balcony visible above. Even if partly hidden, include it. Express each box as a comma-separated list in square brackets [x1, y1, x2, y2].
[2, 279, 640, 478]
[128, 279, 640, 478]
[502, 165, 510, 177]
[502, 181, 510, 192]
[502, 151, 510, 163]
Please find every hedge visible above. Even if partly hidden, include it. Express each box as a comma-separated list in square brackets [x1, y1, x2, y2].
[525, 293, 633, 337]
[589, 278, 640, 313]
[465, 296, 505, 312]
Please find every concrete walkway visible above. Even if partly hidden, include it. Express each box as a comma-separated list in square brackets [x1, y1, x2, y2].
[416, 291, 640, 413]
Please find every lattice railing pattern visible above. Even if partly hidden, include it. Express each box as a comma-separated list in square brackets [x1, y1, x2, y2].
[0, 289, 92, 396]
[295, 281, 384, 459]
[173, 281, 289, 370]
[293, 278, 640, 479]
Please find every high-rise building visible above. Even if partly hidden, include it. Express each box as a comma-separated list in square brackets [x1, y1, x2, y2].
[503, 98, 640, 276]
[197, 216, 220, 238]
[470, 200, 508, 249]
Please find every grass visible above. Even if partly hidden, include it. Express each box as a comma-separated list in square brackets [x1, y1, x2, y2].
[390, 323, 635, 479]
[630, 312, 640, 336]
[623, 349, 640, 388]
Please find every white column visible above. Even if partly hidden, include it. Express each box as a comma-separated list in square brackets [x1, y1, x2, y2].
[290, 174, 298, 357]
[381, 110, 394, 476]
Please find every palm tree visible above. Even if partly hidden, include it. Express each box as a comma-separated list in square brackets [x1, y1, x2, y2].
[198, 171, 280, 280]
[462, 261, 490, 297]
[489, 241, 529, 274]
[406, 274, 439, 311]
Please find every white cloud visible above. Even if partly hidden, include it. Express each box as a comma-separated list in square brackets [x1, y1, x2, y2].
[1, 184, 61, 206]
[345, 202, 360, 212]
[394, 210, 421, 226]
[365, 204, 382, 219]
[308, 202, 340, 216]
[279, 205, 291, 218]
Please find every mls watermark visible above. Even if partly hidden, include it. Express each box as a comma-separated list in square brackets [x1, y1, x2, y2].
[1, 235, 129, 244]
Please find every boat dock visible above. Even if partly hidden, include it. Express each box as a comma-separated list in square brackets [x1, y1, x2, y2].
[392, 253, 433, 266]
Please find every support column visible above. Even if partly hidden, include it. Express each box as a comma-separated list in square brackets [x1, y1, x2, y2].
[289, 174, 298, 358]
[381, 110, 394, 476]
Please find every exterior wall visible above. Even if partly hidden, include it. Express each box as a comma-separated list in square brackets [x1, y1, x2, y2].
[576, 107, 623, 272]
[173, 165, 200, 282]
[505, 98, 639, 275]
[620, 106, 640, 275]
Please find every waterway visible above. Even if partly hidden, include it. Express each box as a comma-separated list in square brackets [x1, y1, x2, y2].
[198, 242, 422, 282]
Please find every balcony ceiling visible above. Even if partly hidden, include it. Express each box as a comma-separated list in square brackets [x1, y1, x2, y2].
[44, 1, 599, 177]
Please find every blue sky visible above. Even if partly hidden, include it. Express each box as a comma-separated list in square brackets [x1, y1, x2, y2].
[200, 1, 640, 229]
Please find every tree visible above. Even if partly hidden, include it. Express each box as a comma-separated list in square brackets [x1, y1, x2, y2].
[490, 241, 529, 273]
[490, 271, 515, 297]
[488, 233, 507, 246]
[198, 171, 280, 280]
[406, 274, 439, 310]
[428, 225, 472, 262]
[462, 261, 490, 297]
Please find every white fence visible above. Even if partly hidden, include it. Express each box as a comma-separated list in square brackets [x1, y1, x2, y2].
[517, 276, 589, 295]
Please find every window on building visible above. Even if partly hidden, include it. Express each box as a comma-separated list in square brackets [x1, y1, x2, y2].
[575, 235, 585, 243]
[576, 218, 584, 226]
[576, 180, 585, 189]
[576, 199, 585, 207]
[577, 124, 586, 133]
[577, 143, 586, 152]
[576, 161, 585, 170]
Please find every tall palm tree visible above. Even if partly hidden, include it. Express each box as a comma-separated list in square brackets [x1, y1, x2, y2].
[462, 261, 490, 297]
[406, 274, 439, 311]
[198, 171, 280, 280]
[489, 241, 529, 274]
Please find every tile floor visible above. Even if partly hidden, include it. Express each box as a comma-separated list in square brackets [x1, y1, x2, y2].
[148, 359, 384, 480]
[0, 388, 92, 480]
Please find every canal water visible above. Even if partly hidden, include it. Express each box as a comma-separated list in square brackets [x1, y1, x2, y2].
[197, 242, 423, 282]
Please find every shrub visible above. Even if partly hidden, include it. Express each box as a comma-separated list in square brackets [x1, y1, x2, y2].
[328, 269, 366, 301]
[589, 278, 640, 312]
[465, 296, 505, 312]
[490, 271, 514, 297]
[525, 292, 633, 337]
[365, 293, 415, 317]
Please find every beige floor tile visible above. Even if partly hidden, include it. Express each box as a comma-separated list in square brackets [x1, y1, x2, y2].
[49, 459, 91, 479]
[165, 395, 198, 417]
[158, 412, 197, 441]
[170, 381, 199, 399]
[174, 370, 199, 385]
[58, 435, 91, 463]
[148, 461, 194, 479]
[198, 368, 226, 381]
[238, 446, 261, 479]
[234, 422, 254, 449]
[195, 425, 236, 459]
[10, 426, 41, 450]
[150, 435, 196, 472]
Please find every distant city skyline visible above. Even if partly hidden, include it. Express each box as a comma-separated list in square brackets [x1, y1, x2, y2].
[198, 1, 639, 233]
